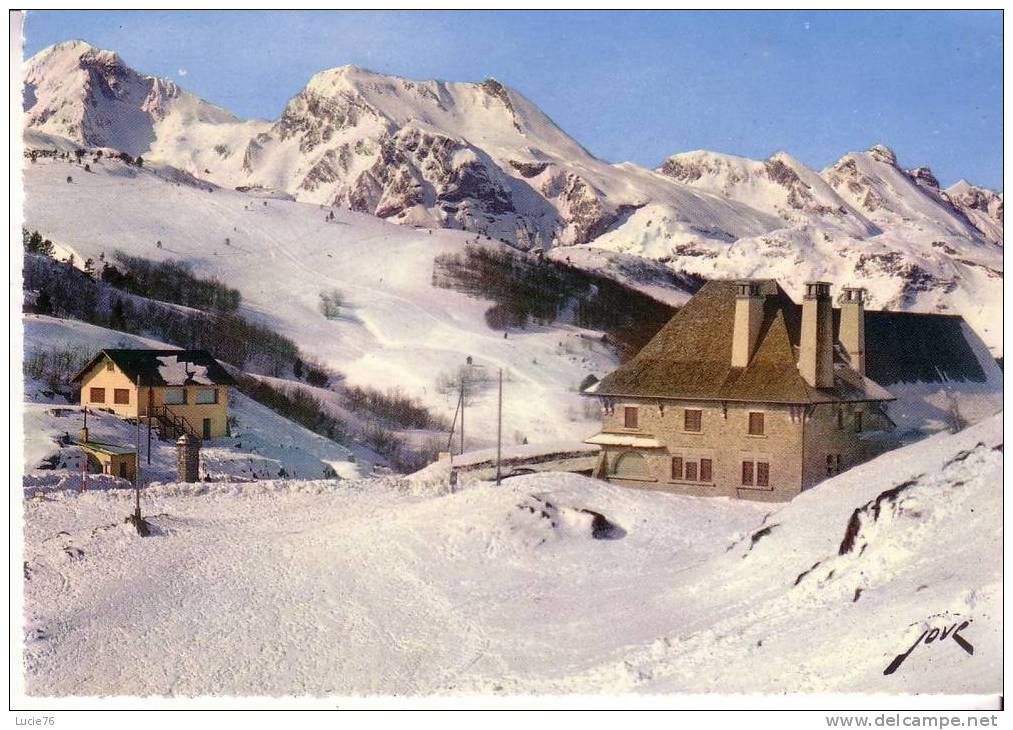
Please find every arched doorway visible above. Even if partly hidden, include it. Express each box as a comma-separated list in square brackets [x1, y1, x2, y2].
[613, 451, 651, 480]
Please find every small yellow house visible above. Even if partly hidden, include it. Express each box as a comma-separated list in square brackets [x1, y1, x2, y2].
[75, 438, 138, 481]
[71, 349, 236, 440]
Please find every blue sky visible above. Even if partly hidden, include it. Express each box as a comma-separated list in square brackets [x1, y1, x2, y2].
[22, 10, 1003, 189]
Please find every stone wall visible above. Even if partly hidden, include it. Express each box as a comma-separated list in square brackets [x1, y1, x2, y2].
[598, 399, 806, 502]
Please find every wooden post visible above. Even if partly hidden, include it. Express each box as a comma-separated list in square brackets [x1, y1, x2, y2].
[495, 368, 503, 486]
[134, 374, 141, 521]
[146, 386, 153, 464]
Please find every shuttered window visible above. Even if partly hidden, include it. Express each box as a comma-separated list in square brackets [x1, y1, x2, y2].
[113, 389, 130, 404]
[624, 407, 639, 429]
[685, 461, 698, 481]
[700, 458, 712, 482]
[741, 461, 753, 486]
[684, 409, 702, 432]
[89, 387, 105, 403]
[671, 456, 683, 480]
[756, 462, 769, 487]
[854, 411, 863, 433]
[748, 412, 765, 435]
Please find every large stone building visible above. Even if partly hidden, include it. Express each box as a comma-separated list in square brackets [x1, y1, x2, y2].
[584, 279, 898, 502]
[71, 349, 236, 440]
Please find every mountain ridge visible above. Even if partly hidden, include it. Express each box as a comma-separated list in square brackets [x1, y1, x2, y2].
[21, 40, 1004, 353]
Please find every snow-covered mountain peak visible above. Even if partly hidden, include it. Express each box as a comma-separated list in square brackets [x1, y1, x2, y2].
[867, 143, 898, 165]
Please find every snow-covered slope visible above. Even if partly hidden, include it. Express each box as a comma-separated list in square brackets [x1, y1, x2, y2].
[942, 179, 1004, 246]
[21, 412, 1001, 695]
[22, 152, 615, 449]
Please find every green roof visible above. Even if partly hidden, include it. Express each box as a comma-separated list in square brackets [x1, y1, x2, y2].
[71, 349, 237, 387]
[74, 439, 137, 456]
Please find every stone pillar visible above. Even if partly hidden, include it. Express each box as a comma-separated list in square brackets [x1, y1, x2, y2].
[176, 434, 200, 483]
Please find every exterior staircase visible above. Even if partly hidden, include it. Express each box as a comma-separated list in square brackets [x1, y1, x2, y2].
[148, 404, 198, 441]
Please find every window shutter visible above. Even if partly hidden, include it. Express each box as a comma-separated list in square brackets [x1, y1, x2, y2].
[684, 409, 702, 432]
[741, 460, 753, 486]
[685, 461, 698, 481]
[671, 456, 683, 480]
[624, 407, 638, 429]
[700, 458, 712, 482]
[749, 412, 764, 435]
[756, 462, 769, 487]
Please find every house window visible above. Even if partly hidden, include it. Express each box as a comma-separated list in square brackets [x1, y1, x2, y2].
[195, 388, 218, 405]
[742, 459, 770, 488]
[671, 455, 713, 483]
[684, 409, 702, 432]
[748, 411, 765, 436]
[854, 411, 863, 433]
[624, 406, 639, 429]
[837, 409, 845, 430]
[89, 387, 105, 403]
[105, 362, 113, 371]
[700, 458, 713, 483]
[827, 454, 843, 476]
[163, 387, 186, 405]
[113, 388, 130, 405]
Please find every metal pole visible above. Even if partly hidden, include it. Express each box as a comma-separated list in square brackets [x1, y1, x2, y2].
[495, 368, 503, 486]
[459, 373, 465, 455]
[134, 374, 141, 521]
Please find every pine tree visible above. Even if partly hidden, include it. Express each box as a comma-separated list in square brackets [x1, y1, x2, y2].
[110, 298, 127, 330]
[35, 291, 52, 315]
[83, 258, 95, 277]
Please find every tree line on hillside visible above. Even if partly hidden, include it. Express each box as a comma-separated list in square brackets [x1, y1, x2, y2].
[24, 252, 297, 377]
[432, 244, 678, 355]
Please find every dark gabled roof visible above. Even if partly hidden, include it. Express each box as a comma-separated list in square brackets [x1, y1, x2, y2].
[593, 279, 890, 405]
[71, 349, 237, 387]
[858, 310, 989, 385]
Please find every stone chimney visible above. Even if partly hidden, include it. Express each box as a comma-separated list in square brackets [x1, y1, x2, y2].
[798, 281, 834, 388]
[839, 286, 866, 377]
[731, 281, 763, 368]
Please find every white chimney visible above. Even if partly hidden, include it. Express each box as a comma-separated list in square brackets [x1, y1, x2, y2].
[839, 286, 866, 377]
[731, 281, 763, 368]
[799, 281, 834, 388]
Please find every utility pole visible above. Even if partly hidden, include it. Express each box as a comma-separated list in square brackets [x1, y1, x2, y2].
[459, 372, 465, 455]
[146, 387, 153, 464]
[495, 368, 503, 486]
[132, 374, 143, 531]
